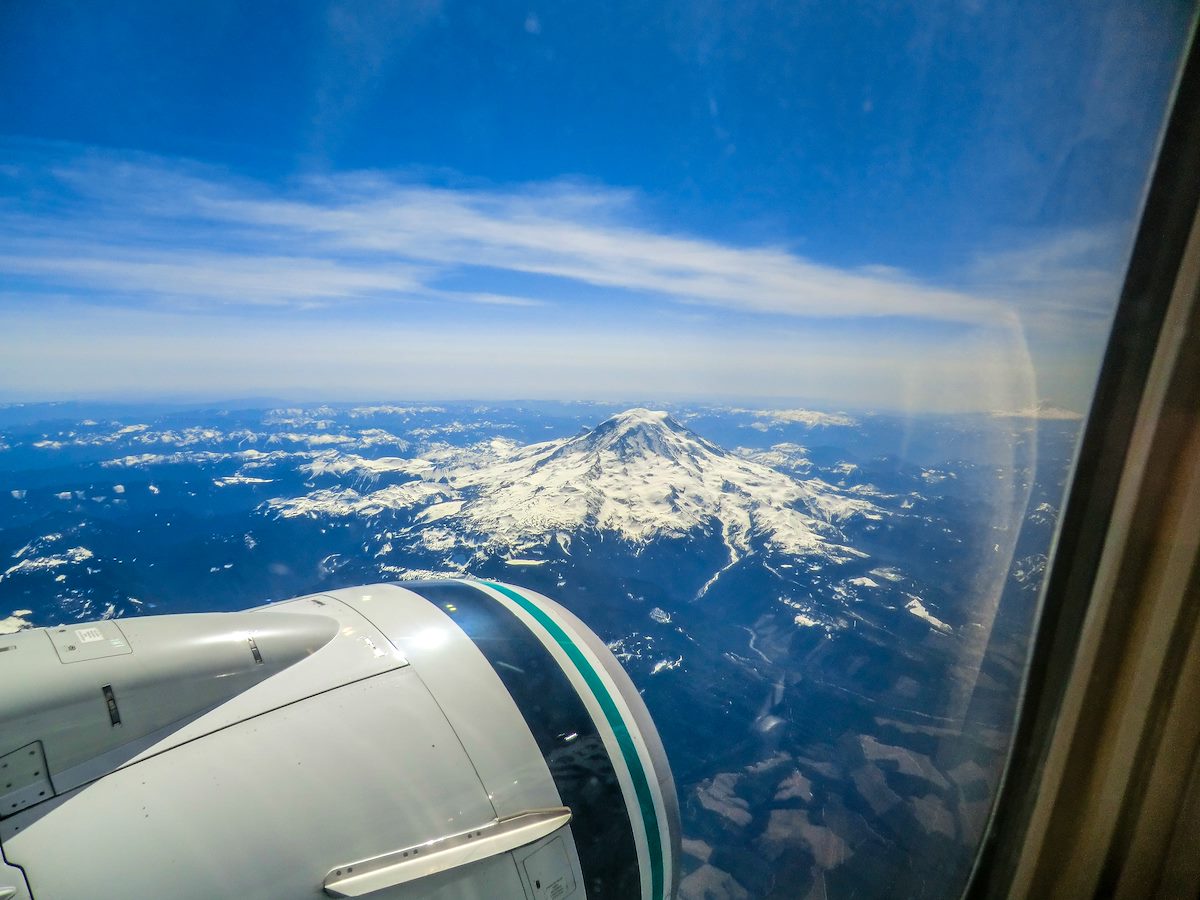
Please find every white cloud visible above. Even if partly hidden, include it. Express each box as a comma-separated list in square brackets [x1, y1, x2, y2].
[2, 151, 1019, 324]
[0, 146, 1127, 411]
[194, 178, 1012, 324]
[0, 248, 426, 306]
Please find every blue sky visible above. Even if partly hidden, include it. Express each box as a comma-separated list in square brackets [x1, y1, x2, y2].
[0, 0, 1194, 411]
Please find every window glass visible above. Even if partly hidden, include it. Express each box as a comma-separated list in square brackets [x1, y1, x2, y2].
[0, 2, 1194, 897]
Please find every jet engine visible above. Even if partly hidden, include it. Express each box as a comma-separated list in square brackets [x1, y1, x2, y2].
[0, 581, 680, 899]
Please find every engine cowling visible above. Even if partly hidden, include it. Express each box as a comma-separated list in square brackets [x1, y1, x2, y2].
[0, 580, 680, 900]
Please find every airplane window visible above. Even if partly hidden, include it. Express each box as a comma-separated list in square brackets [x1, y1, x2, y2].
[0, 2, 1195, 898]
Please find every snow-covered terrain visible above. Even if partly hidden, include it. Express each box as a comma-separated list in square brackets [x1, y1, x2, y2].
[740, 408, 858, 429]
[0, 608, 33, 634]
[991, 400, 1083, 420]
[267, 409, 883, 565]
[2, 546, 93, 582]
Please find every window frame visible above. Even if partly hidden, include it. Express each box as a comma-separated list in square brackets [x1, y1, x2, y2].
[964, 20, 1200, 899]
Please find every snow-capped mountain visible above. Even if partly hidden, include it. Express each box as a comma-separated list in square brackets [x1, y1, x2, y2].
[269, 408, 883, 564]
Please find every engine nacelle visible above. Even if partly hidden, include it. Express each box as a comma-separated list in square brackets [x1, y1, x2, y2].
[0, 581, 680, 899]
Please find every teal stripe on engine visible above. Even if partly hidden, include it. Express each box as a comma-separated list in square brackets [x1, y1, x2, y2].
[480, 581, 666, 900]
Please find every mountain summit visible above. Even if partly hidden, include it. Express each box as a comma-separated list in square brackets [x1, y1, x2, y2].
[567, 408, 725, 462]
[533, 408, 727, 473]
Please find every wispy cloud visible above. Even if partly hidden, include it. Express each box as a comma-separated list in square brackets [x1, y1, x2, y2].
[195, 178, 1011, 324]
[0, 247, 427, 306]
[0, 148, 1032, 324]
[0, 145, 1126, 410]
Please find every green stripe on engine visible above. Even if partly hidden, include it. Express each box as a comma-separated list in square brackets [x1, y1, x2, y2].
[480, 581, 665, 900]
